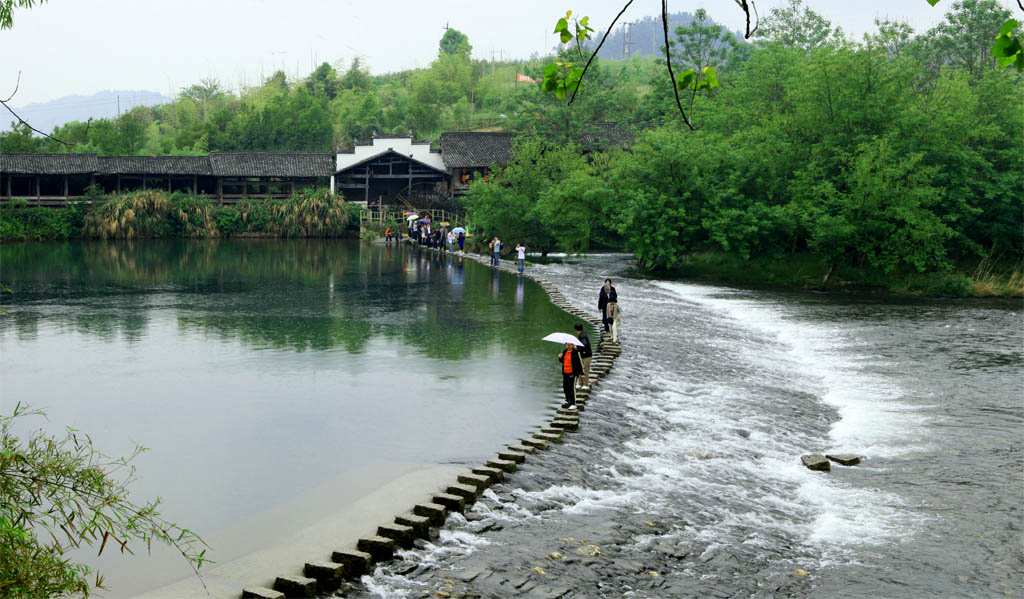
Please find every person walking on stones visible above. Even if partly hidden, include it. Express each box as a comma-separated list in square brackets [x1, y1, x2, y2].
[574, 323, 592, 391]
[598, 278, 618, 333]
[458, 232, 465, 253]
[558, 341, 583, 410]
[447, 230, 455, 253]
[608, 301, 623, 342]
[515, 242, 526, 274]
[385, 226, 393, 245]
[493, 236, 503, 267]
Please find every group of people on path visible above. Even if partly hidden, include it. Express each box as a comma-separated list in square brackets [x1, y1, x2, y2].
[558, 278, 622, 410]
[400, 222, 465, 253]
[488, 237, 529, 275]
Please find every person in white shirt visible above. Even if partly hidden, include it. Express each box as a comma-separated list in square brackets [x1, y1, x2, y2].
[515, 243, 526, 274]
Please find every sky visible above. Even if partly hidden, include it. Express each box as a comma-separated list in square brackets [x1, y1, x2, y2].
[0, 0, 1018, 107]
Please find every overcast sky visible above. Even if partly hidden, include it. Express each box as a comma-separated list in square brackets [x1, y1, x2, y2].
[0, 0, 1017, 106]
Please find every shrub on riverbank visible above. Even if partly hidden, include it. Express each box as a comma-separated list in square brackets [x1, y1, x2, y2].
[0, 201, 87, 241]
[3, 189, 356, 241]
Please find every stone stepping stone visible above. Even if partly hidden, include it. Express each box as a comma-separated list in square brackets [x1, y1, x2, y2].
[507, 443, 536, 455]
[356, 536, 396, 562]
[377, 522, 415, 548]
[412, 502, 447, 525]
[446, 483, 480, 501]
[498, 449, 527, 463]
[535, 430, 563, 443]
[432, 492, 466, 512]
[458, 472, 491, 490]
[472, 465, 504, 483]
[273, 574, 317, 598]
[521, 437, 550, 450]
[330, 549, 371, 578]
[487, 457, 517, 472]
[303, 560, 344, 593]
[395, 513, 431, 538]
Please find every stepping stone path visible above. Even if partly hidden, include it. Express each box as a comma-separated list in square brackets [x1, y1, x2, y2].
[239, 248, 623, 595]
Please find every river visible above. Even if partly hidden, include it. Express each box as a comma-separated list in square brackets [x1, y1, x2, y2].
[346, 253, 1023, 599]
[0, 239, 576, 597]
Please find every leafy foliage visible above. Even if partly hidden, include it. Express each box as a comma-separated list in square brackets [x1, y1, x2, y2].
[0, 403, 209, 598]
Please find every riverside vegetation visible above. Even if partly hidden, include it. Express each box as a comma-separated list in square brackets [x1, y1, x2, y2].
[3, 1, 1020, 296]
[1, 188, 356, 240]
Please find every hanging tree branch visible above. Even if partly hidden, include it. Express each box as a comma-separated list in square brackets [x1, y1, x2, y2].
[567, 0, 634, 105]
[662, 0, 696, 130]
[733, 0, 760, 39]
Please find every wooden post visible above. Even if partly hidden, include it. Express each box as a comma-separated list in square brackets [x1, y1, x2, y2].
[142, 175, 147, 190]
[35, 175, 39, 202]
[364, 165, 369, 204]
[193, 174, 197, 195]
[116, 174, 121, 194]
[217, 177, 223, 204]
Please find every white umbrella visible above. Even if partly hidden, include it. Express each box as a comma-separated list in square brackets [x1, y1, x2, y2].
[542, 332, 583, 346]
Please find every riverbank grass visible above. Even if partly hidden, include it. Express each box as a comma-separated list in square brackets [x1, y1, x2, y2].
[661, 252, 1023, 298]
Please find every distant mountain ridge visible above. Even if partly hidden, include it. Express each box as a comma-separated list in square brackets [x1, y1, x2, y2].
[1, 89, 171, 134]
[593, 11, 744, 60]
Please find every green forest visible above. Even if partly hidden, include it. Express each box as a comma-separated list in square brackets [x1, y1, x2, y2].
[2, 0, 1022, 296]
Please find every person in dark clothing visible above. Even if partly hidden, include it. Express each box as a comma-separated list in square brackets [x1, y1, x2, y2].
[458, 232, 465, 252]
[598, 278, 618, 332]
[558, 342, 583, 409]
[574, 323, 592, 390]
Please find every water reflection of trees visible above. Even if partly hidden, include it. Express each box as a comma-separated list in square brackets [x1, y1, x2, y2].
[1, 241, 576, 358]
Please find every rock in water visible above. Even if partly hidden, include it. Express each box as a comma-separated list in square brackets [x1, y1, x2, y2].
[801, 454, 831, 471]
[826, 453, 862, 466]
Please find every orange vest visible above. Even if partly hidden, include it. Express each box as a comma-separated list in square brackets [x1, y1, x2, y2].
[562, 350, 573, 374]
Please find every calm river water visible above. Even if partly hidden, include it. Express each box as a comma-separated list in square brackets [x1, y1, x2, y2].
[346, 254, 1023, 599]
[0, 240, 576, 596]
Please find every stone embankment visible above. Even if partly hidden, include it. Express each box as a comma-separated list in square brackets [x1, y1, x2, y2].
[241, 249, 620, 598]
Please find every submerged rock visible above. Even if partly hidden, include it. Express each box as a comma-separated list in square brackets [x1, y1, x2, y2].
[801, 454, 831, 471]
[826, 453, 862, 466]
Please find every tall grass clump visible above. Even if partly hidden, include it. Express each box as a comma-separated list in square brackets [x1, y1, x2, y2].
[970, 256, 1024, 297]
[170, 193, 218, 238]
[83, 190, 175, 239]
[270, 188, 350, 237]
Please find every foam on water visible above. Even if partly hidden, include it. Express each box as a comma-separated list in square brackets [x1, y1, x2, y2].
[649, 281, 925, 548]
[653, 281, 930, 457]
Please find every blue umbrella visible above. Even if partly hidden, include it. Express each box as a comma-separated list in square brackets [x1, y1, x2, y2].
[417, 218, 432, 224]
[451, 227, 467, 234]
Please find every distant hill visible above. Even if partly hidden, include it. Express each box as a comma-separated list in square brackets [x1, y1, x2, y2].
[593, 11, 744, 60]
[1, 90, 171, 134]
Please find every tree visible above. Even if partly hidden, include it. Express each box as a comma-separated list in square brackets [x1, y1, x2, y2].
[1, 404, 209, 598]
[923, 0, 1013, 74]
[439, 28, 472, 58]
[755, 0, 843, 50]
[673, 9, 739, 77]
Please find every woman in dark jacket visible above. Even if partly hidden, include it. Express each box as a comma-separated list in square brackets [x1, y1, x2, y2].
[598, 278, 618, 332]
[558, 342, 584, 409]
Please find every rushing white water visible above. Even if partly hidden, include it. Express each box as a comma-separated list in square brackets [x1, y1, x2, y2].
[349, 255, 1023, 599]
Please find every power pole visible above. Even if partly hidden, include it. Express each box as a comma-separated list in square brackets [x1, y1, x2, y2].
[623, 22, 633, 58]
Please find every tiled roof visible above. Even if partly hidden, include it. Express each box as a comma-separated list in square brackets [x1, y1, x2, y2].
[99, 155, 212, 175]
[208, 152, 334, 177]
[0, 153, 100, 174]
[440, 132, 514, 169]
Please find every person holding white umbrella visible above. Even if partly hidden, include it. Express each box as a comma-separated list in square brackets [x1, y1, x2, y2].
[543, 333, 584, 410]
